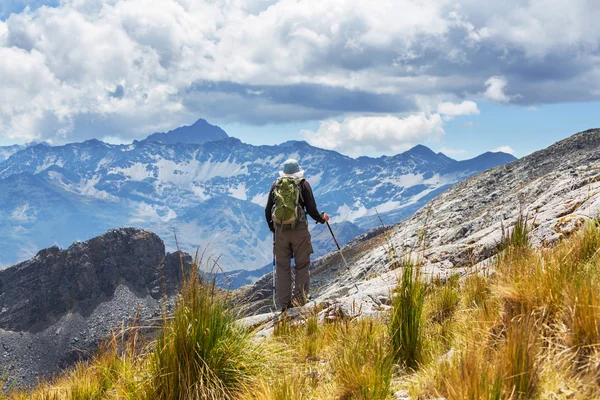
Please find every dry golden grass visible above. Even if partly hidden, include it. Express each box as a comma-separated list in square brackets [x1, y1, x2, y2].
[266, 308, 394, 400]
[6, 219, 600, 400]
[409, 219, 600, 399]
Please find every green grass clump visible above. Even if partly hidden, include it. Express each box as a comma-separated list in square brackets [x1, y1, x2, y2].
[499, 213, 530, 252]
[390, 261, 425, 370]
[149, 267, 260, 400]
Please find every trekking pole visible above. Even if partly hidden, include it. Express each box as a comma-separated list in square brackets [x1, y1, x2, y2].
[272, 232, 277, 309]
[323, 216, 360, 293]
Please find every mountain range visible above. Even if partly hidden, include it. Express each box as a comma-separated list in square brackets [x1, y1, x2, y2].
[1, 127, 596, 388]
[0, 119, 515, 272]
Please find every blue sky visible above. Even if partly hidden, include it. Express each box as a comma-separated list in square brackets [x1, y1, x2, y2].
[0, 0, 58, 18]
[430, 101, 600, 159]
[221, 101, 600, 159]
[0, 0, 599, 160]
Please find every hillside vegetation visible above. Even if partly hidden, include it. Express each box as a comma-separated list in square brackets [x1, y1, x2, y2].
[4, 216, 600, 399]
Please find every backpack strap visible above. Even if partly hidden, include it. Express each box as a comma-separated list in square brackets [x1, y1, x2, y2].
[298, 179, 305, 203]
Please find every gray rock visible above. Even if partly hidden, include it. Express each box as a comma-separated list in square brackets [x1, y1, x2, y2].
[0, 227, 191, 388]
[240, 128, 600, 336]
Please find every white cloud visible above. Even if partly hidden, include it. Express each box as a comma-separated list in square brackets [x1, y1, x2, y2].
[483, 76, 513, 103]
[492, 145, 515, 155]
[10, 204, 37, 222]
[0, 20, 7, 40]
[301, 113, 445, 156]
[0, 0, 599, 144]
[472, 0, 600, 58]
[437, 100, 480, 118]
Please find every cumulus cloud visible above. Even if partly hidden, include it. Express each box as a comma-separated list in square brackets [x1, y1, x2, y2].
[301, 114, 445, 156]
[492, 145, 516, 155]
[437, 100, 480, 118]
[470, 0, 600, 58]
[0, 0, 599, 144]
[483, 76, 516, 103]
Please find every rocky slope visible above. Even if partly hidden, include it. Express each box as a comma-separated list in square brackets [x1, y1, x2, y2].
[0, 119, 514, 270]
[0, 228, 191, 387]
[241, 128, 600, 330]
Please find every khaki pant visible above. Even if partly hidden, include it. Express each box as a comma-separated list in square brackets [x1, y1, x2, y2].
[274, 221, 313, 308]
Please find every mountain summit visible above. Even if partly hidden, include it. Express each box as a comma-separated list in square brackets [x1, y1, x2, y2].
[144, 119, 229, 145]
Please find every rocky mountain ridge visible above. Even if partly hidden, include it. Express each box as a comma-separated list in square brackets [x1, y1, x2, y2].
[240, 128, 600, 330]
[0, 228, 191, 387]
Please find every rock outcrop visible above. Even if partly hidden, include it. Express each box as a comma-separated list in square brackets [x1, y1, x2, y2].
[0, 228, 191, 387]
[240, 128, 600, 332]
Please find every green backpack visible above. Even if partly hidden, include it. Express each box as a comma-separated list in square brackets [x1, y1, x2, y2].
[272, 177, 305, 225]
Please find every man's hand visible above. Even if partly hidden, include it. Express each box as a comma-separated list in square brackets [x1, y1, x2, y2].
[321, 212, 330, 223]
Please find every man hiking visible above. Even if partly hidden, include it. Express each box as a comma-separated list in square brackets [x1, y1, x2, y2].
[265, 159, 329, 312]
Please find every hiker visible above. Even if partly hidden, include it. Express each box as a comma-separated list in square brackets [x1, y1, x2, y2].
[265, 159, 329, 311]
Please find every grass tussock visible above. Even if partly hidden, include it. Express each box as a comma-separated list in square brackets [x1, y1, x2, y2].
[499, 212, 531, 252]
[463, 270, 492, 310]
[244, 372, 312, 400]
[429, 274, 461, 324]
[149, 265, 261, 400]
[441, 347, 503, 400]
[3, 256, 261, 400]
[390, 260, 426, 370]
[267, 309, 393, 400]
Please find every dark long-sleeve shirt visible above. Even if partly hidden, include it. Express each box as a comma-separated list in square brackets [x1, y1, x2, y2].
[265, 179, 326, 230]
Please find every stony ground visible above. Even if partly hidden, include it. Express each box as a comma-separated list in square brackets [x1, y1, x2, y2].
[240, 128, 600, 334]
[1, 285, 162, 387]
